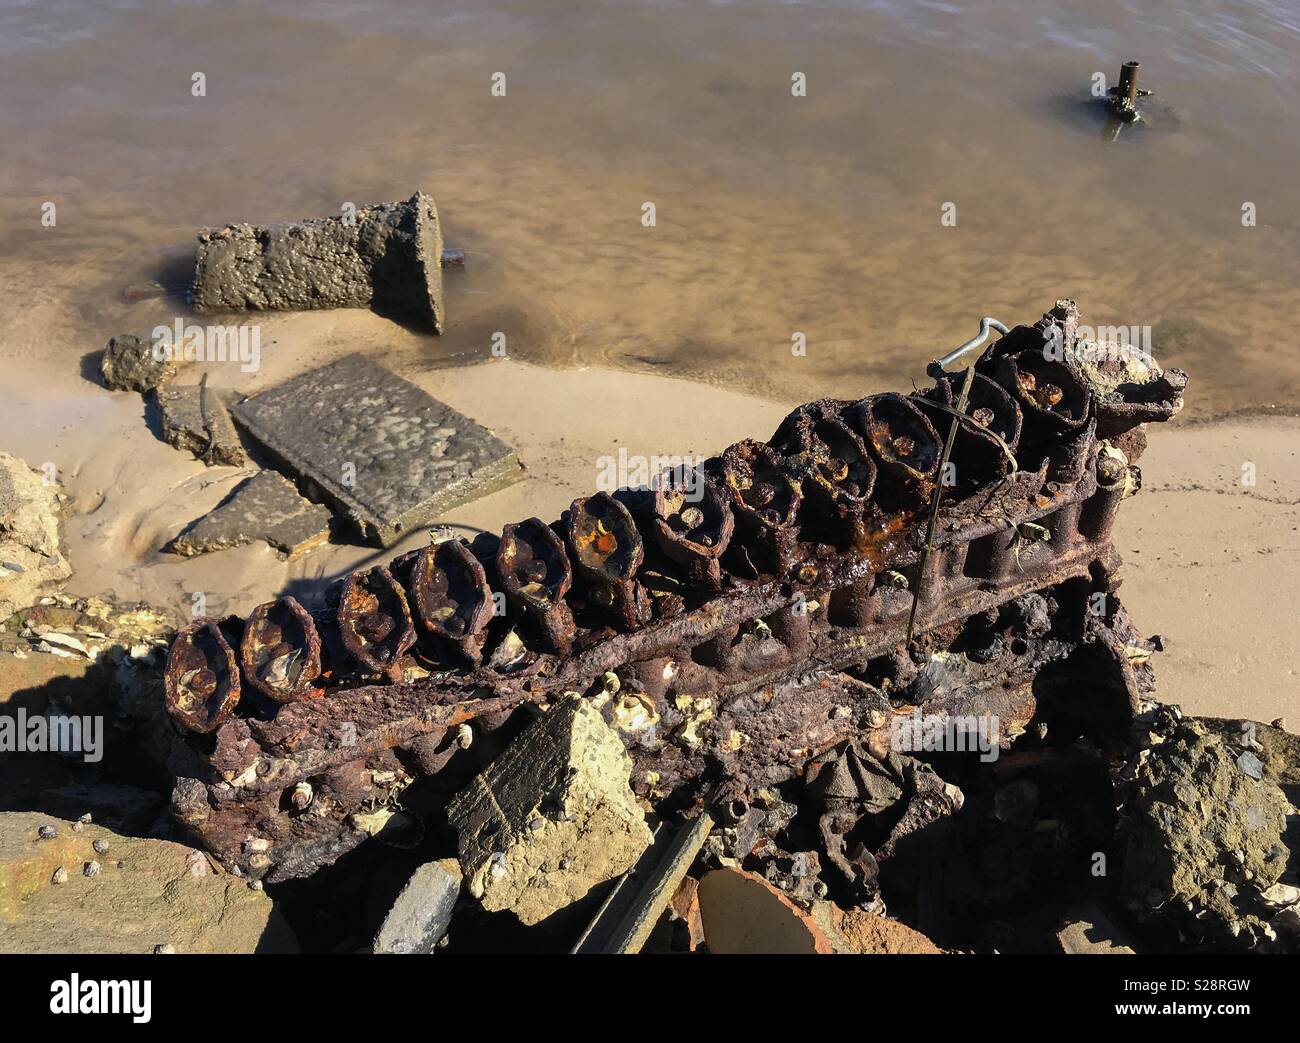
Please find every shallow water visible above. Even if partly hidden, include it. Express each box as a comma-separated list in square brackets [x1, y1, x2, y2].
[2, 0, 1299, 415]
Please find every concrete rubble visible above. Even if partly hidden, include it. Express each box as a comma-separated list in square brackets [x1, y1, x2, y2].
[372, 858, 462, 954]
[190, 191, 445, 333]
[447, 695, 653, 926]
[100, 332, 183, 393]
[155, 382, 247, 467]
[0, 451, 72, 622]
[1118, 710, 1299, 951]
[231, 353, 521, 546]
[168, 470, 333, 559]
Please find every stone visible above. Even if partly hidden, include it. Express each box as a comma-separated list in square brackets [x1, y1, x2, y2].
[372, 857, 462, 954]
[155, 383, 247, 466]
[0, 451, 71, 622]
[100, 333, 181, 393]
[697, 868, 833, 954]
[1120, 716, 1297, 951]
[168, 470, 332, 559]
[232, 354, 521, 546]
[191, 191, 445, 332]
[448, 695, 652, 926]
[0, 812, 297, 953]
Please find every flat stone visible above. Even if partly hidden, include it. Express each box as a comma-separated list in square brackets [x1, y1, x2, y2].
[232, 354, 521, 546]
[0, 812, 297, 953]
[373, 857, 462, 954]
[156, 383, 246, 467]
[448, 695, 652, 926]
[101, 332, 182, 393]
[169, 470, 332, 559]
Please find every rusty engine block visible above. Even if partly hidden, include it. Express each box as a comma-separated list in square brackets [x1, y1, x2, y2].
[160, 301, 1187, 882]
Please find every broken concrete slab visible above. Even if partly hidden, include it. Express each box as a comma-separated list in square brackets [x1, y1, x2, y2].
[191, 191, 444, 332]
[0, 812, 297, 953]
[448, 695, 652, 926]
[232, 353, 521, 546]
[155, 381, 246, 467]
[168, 470, 332, 559]
[101, 332, 182, 393]
[372, 857, 462, 954]
[0, 451, 71, 622]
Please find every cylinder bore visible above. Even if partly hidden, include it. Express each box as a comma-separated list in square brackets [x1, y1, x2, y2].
[845, 393, 941, 511]
[497, 517, 576, 653]
[165, 618, 241, 733]
[410, 539, 495, 664]
[717, 439, 803, 572]
[338, 565, 416, 681]
[568, 492, 647, 628]
[995, 351, 1091, 433]
[915, 370, 1023, 487]
[652, 466, 734, 593]
[240, 596, 322, 703]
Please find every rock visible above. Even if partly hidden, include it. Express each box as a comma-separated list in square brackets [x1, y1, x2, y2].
[0, 451, 71, 622]
[155, 382, 246, 467]
[811, 902, 945, 954]
[191, 191, 445, 332]
[100, 333, 181, 393]
[232, 354, 521, 546]
[1120, 716, 1297, 951]
[696, 868, 832, 953]
[372, 857, 462, 953]
[168, 470, 332, 559]
[448, 695, 652, 925]
[0, 812, 297, 953]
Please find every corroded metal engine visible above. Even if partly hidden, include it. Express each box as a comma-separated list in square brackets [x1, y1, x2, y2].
[160, 301, 1187, 882]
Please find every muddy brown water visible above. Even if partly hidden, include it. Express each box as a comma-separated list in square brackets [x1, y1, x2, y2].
[1, 0, 1298, 418]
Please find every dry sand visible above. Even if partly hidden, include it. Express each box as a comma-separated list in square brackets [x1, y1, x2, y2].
[1, 324, 1293, 726]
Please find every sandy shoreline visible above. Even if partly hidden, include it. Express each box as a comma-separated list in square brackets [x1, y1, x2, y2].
[2, 332, 1294, 727]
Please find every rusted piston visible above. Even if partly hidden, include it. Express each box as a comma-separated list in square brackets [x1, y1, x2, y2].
[651, 466, 735, 595]
[239, 596, 322, 702]
[409, 539, 495, 666]
[567, 492, 648, 630]
[497, 517, 576, 654]
[164, 617, 242, 733]
[845, 393, 941, 513]
[915, 370, 1023, 489]
[338, 565, 416, 682]
[716, 439, 803, 575]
